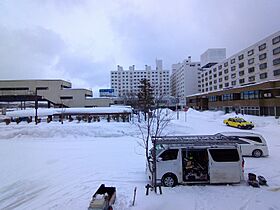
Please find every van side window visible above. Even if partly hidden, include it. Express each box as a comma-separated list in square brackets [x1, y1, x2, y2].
[241, 136, 263, 143]
[159, 149, 178, 161]
[209, 149, 240, 162]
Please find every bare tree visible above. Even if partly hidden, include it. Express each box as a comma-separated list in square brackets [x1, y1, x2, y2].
[136, 107, 174, 192]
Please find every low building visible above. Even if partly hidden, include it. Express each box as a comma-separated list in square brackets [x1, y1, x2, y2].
[187, 80, 280, 116]
[0, 79, 112, 110]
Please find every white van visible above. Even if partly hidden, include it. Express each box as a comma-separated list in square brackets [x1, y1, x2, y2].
[218, 132, 269, 157]
[147, 135, 244, 187]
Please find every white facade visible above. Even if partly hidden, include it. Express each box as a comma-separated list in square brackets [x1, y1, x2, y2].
[200, 31, 280, 93]
[200, 48, 226, 68]
[0, 80, 112, 108]
[110, 59, 170, 97]
[170, 56, 201, 105]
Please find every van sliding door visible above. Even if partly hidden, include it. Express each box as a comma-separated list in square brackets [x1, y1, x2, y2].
[208, 148, 241, 184]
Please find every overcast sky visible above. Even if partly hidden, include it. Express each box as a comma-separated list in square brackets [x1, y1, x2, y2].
[0, 0, 279, 96]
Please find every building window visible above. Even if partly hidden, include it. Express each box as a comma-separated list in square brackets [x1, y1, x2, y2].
[219, 84, 223, 89]
[273, 58, 280, 66]
[218, 65, 222, 70]
[239, 62, 244, 68]
[231, 73, 236, 78]
[231, 66, 236, 71]
[214, 80, 217, 84]
[224, 62, 228, 67]
[239, 70, 245, 76]
[248, 49, 254, 56]
[218, 71, 222, 76]
[219, 78, 223, 82]
[259, 53, 267, 60]
[224, 69, 229, 74]
[260, 72, 267, 79]
[208, 96, 217, 101]
[248, 58, 254, 65]
[241, 90, 259, 100]
[232, 80, 236, 86]
[231, 58, 235, 64]
[273, 47, 280, 55]
[274, 69, 280, 76]
[222, 93, 233, 101]
[238, 54, 244, 60]
[214, 74, 217, 78]
[239, 78, 245, 84]
[259, 63, 267, 70]
[248, 67, 255, 73]
[272, 36, 280, 45]
[60, 96, 73, 100]
[248, 76, 255, 82]
[259, 43, 266, 51]
[213, 68, 217, 72]
[224, 76, 229, 81]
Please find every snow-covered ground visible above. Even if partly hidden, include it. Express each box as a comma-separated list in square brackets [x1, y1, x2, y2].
[1, 109, 280, 210]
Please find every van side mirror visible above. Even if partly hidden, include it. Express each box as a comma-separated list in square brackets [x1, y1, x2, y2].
[157, 157, 162, 162]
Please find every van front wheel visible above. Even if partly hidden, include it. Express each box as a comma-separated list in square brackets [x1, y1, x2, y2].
[162, 173, 178, 187]
[252, 149, 262, 158]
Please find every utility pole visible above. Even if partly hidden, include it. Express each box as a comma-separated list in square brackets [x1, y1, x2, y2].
[35, 88, 38, 125]
[152, 136, 157, 193]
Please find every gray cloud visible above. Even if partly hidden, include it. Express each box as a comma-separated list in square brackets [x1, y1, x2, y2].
[0, 0, 280, 96]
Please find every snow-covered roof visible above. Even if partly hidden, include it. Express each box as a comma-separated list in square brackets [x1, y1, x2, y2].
[6, 107, 132, 118]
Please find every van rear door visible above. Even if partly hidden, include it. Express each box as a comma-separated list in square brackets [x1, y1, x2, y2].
[208, 148, 241, 183]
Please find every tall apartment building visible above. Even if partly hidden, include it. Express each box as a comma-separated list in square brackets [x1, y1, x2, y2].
[201, 48, 226, 68]
[200, 31, 280, 93]
[170, 56, 201, 105]
[110, 59, 170, 98]
[187, 31, 280, 116]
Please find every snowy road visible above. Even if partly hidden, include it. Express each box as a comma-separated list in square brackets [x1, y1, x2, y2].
[0, 110, 280, 210]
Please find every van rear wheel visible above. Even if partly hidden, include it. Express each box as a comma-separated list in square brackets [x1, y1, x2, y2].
[252, 149, 262, 158]
[162, 173, 177, 187]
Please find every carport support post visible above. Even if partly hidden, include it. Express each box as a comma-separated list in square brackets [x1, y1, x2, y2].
[35, 88, 38, 125]
[152, 137, 157, 193]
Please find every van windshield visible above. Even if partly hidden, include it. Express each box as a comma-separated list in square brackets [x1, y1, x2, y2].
[149, 144, 165, 157]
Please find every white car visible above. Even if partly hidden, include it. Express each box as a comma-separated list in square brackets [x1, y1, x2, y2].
[219, 132, 269, 158]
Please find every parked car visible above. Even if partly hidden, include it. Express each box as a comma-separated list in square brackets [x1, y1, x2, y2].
[223, 117, 254, 129]
[218, 132, 269, 157]
[147, 135, 245, 187]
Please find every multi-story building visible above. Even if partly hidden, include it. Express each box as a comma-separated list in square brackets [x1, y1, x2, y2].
[200, 48, 226, 68]
[186, 31, 280, 116]
[200, 31, 280, 93]
[170, 56, 201, 106]
[110, 59, 170, 98]
[0, 80, 113, 109]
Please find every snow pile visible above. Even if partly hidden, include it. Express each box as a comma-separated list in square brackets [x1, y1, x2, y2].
[0, 121, 138, 139]
[0, 110, 280, 210]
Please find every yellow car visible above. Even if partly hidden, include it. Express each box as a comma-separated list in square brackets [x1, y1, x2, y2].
[223, 117, 254, 129]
